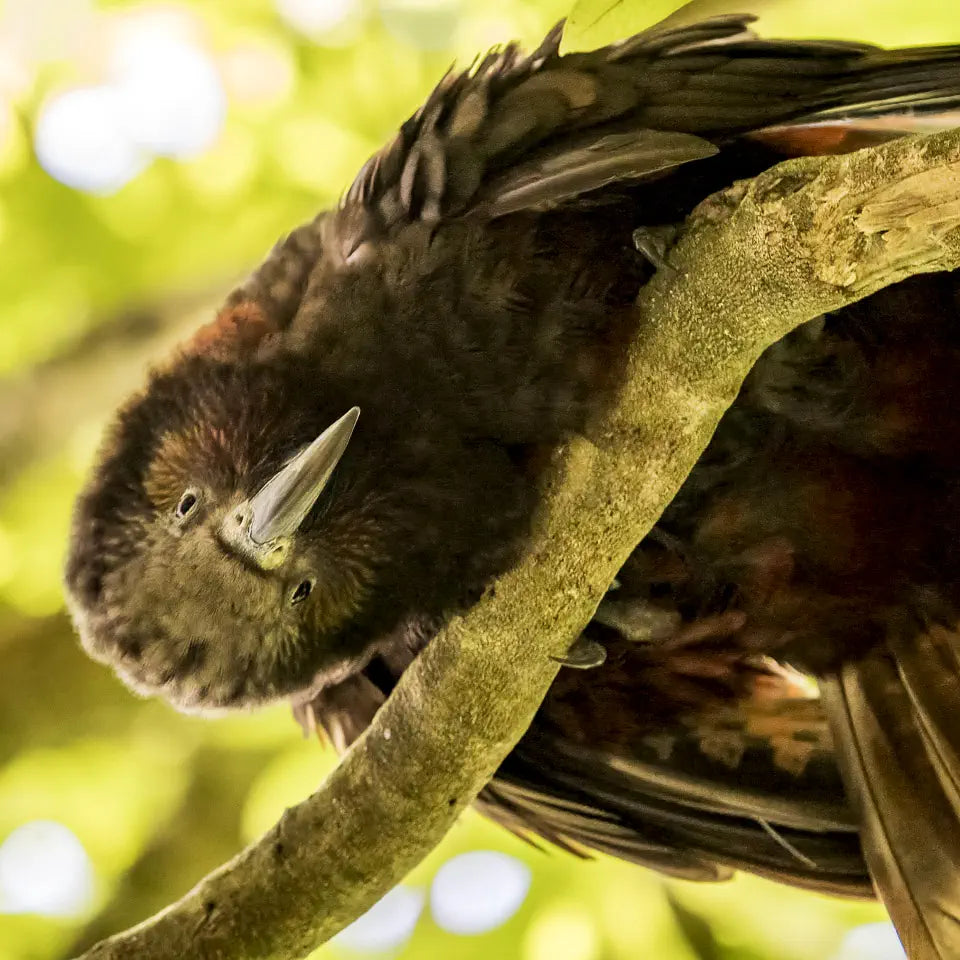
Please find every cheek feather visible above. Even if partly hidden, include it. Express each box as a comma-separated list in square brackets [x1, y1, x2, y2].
[144, 431, 200, 509]
[306, 487, 391, 631]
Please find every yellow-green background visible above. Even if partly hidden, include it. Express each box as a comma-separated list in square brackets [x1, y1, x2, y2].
[0, 1, 955, 958]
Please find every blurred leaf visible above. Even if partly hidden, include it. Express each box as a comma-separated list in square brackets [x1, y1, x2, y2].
[0, 738, 191, 879]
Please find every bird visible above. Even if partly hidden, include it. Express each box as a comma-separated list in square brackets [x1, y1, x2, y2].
[63, 7, 960, 958]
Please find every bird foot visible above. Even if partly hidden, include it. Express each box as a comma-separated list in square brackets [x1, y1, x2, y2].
[552, 636, 607, 670]
[291, 700, 317, 738]
[632, 224, 679, 273]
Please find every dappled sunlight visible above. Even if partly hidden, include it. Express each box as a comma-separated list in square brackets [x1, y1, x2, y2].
[332, 886, 426, 953]
[429, 851, 532, 935]
[0, 821, 94, 917]
[35, 86, 147, 194]
[523, 905, 599, 960]
[834, 923, 907, 960]
[380, 0, 463, 50]
[276, 0, 362, 39]
[34, 8, 224, 193]
[219, 38, 296, 110]
[108, 14, 225, 159]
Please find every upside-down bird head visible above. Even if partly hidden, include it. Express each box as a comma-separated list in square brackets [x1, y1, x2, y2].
[64, 296, 544, 714]
[63, 339, 384, 712]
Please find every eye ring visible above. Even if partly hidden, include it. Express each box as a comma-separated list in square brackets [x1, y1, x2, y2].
[175, 489, 200, 520]
[291, 579, 313, 605]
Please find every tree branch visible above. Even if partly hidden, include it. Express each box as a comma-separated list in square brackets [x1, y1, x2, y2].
[76, 128, 960, 960]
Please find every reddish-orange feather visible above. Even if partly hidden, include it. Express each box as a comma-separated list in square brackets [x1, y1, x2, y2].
[179, 300, 275, 362]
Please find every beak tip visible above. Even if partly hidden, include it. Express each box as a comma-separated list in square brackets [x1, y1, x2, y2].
[247, 404, 361, 544]
[339, 406, 360, 440]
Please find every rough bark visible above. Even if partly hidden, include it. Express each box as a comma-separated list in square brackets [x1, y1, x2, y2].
[75, 129, 960, 960]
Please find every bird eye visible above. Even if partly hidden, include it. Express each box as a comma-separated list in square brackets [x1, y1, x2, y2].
[291, 580, 313, 605]
[175, 490, 200, 520]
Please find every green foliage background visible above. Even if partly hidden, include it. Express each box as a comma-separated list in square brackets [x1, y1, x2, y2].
[0, 1, 955, 958]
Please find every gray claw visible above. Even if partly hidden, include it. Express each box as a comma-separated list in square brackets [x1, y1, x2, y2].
[552, 636, 607, 670]
[291, 700, 316, 739]
[632, 224, 679, 273]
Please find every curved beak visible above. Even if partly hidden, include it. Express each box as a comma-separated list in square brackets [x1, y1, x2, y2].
[249, 406, 360, 545]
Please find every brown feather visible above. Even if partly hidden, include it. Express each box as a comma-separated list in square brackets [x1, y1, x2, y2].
[822, 646, 960, 960]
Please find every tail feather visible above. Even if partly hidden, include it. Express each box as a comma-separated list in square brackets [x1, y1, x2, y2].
[227, 11, 960, 313]
[889, 623, 960, 789]
[332, 13, 960, 253]
[821, 627, 960, 960]
[480, 687, 872, 899]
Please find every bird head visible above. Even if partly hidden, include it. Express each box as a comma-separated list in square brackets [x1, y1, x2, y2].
[64, 230, 553, 715]
[63, 336, 390, 714]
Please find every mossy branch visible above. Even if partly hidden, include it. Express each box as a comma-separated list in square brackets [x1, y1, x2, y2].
[76, 128, 960, 960]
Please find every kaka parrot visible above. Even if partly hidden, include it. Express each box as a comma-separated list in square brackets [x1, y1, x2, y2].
[64, 9, 960, 958]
